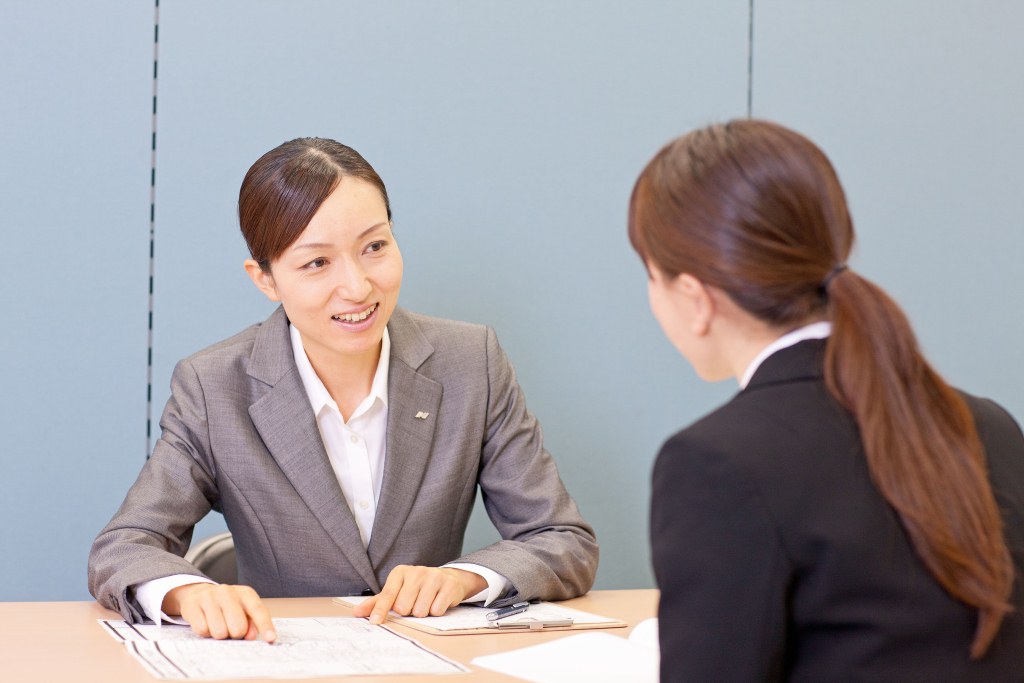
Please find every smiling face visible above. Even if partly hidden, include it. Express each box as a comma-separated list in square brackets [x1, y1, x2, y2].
[246, 177, 403, 375]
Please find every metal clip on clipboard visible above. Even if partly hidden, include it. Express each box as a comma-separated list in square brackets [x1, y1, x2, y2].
[487, 618, 575, 630]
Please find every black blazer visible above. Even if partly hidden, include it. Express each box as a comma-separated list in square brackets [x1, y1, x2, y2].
[650, 339, 1024, 682]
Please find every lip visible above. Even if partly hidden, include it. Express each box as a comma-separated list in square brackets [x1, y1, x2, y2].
[329, 302, 379, 332]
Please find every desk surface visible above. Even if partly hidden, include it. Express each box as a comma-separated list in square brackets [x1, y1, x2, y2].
[0, 589, 658, 683]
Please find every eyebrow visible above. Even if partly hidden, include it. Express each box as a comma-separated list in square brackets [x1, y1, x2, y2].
[290, 221, 390, 251]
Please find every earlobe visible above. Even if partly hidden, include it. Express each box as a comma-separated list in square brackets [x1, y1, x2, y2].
[695, 284, 716, 336]
[692, 292, 713, 336]
[243, 259, 281, 302]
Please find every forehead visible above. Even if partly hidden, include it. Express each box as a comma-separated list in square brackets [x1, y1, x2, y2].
[289, 178, 389, 247]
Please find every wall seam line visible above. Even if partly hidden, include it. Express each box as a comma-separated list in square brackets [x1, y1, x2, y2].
[747, 0, 755, 117]
[146, 0, 160, 459]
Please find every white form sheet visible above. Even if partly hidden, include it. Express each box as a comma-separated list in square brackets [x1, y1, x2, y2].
[99, 617, 468, 680]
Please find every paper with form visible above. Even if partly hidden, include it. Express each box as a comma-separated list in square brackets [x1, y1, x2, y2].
[100, 616, 467, 679]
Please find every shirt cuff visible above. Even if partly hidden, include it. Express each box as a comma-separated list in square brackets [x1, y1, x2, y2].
[135, 574, 217, 626]
[443, 562, 511, 606]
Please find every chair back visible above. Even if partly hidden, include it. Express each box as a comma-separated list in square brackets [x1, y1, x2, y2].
[184, 531, 238, 585]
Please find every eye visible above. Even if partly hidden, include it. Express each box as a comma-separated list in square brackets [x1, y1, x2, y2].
[364, 240, 386, 254]
[303, 257, 329, 270]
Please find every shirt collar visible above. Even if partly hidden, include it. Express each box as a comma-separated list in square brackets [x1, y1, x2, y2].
[739, 321, 832, 389]
[289, 323, 391, 415]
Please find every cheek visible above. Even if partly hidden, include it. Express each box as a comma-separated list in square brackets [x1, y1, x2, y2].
[381, 259, 404, 293]
[646, 281, 659, 315]
[277, 279, 329, 311]
[649, 291, 692, 358]
[647, 283, 673, 330]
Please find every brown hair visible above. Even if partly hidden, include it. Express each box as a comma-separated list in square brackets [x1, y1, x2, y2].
[630, 119, 1013, 658]
[238, 137, 391, 271]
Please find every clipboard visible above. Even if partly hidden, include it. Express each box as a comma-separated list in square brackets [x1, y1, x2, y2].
[333, 596, 628, 636]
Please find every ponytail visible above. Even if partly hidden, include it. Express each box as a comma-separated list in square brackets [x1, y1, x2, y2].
[824, 269, 1014, 659]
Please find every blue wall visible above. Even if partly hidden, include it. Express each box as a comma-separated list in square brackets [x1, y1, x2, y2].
[2, 1, 1021, 600]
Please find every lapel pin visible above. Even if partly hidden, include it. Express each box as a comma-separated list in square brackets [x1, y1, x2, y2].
[414, 411, 430, 420]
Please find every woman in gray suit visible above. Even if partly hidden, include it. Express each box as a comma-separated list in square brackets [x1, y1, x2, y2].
[89, 138, 597, 643]
[631, 120, 1024, 680]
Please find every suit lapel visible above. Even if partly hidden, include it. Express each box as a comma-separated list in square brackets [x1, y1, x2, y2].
[246, 307, 379, 591]
[368, 309, 442, 566]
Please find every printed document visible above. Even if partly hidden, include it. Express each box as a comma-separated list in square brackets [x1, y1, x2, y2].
[100, 616, 467, 679]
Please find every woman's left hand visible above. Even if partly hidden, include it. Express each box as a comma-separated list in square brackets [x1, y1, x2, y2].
[352, 565, 487, 624]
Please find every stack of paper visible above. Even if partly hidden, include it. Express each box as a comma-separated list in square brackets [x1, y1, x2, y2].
[471, 617, 660, 683]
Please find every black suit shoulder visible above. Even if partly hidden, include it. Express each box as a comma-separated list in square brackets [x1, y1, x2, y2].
[651, 340, 1024, 682]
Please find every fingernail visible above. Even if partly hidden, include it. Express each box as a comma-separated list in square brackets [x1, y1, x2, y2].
[369, 614, 381, 624]
[264, 630, 276, 642]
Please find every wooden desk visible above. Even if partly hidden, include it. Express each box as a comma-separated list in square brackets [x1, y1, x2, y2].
[0, 589, 657, 683]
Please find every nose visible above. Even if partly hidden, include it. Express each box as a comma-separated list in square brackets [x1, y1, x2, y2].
[332, 259, 372, 302]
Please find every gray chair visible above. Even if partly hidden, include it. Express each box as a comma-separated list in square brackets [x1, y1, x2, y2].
[184, 531, 238, 585]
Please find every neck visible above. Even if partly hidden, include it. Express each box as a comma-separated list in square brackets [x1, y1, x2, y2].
[307, 345, 381, 420]
[723, 325, 783, 381]
[732, 318, 831, 386]
[709, 299, 816, 382]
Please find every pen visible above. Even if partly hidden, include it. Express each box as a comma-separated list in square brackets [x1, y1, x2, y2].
[486, 601, 530, 621]
[488, 618, 575, 630]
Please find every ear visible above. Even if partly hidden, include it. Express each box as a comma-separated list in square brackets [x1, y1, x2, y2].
[243, 259, 281, 302]
[674, 273, 715, 336]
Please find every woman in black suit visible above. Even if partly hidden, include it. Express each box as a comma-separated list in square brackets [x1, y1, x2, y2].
[629, 120, 1024, 681]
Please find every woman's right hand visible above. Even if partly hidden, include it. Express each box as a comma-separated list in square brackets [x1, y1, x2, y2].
[162, 583, 276, 643]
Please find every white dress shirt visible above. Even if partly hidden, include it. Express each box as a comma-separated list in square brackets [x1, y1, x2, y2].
[739, 321, 832, 389]
[136, 324, 506, 625]
[292, 323, 390, 548]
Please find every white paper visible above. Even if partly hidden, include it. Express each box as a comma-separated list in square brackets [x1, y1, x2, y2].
[627, 617, 659, 651]
[334, 596, 618, 631]
[99, 617, 467, 679]
[471, 621, 660, 683]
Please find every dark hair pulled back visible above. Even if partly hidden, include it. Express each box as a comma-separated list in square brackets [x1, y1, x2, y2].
[629, 119, 1013, 659]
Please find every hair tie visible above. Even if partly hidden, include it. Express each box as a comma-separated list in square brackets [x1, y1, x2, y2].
[821, 263, 848, 291]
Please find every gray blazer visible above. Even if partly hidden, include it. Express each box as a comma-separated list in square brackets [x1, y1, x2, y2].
[88, 306, 598, 622]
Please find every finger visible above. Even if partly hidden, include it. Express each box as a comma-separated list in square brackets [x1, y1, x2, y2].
[181, 601, 211, 638]
[201, 602, 230, 640]
[370, 572, 407, 624]
[239, 590, 276, 643]
[370, 589, 399, 624]
[219, 596, 252, 640]
[351, 595, 376, 618]
[389, 568, 430, 616]
[411, 589, 438, 618]
[429, 581, 463, 616]
[410, 571, 445, 618]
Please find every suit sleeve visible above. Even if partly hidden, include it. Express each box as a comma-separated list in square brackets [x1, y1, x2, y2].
[651, 433, 790, 682]
[451, 327, 598, 605]
[87, 359, 219, 622]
